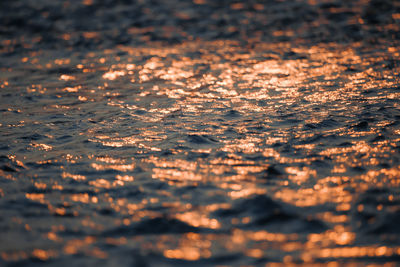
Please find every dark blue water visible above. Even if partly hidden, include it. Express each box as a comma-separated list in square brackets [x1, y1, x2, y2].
[1, 0, 400, 266]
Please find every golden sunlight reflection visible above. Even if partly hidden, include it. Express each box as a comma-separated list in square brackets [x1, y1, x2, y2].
[302, 246, 400, 262]
[102, 70, 125, 80]
[175, 211, 220, 229]
[1, 14, 400, 264]
[61, 172, 86, 181]
[91, 163, 135, 172]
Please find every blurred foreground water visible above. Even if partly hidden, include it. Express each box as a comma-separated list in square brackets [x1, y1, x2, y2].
[1, 0, 400, 266]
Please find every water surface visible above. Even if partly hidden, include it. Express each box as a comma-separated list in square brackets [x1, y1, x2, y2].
[1, 0, 400, 266]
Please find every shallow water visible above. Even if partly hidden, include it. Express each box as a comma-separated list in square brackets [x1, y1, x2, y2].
[1, 0, 400, 266]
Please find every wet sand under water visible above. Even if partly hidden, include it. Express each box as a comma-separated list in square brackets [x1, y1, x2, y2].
[1, 0, 400, 266]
